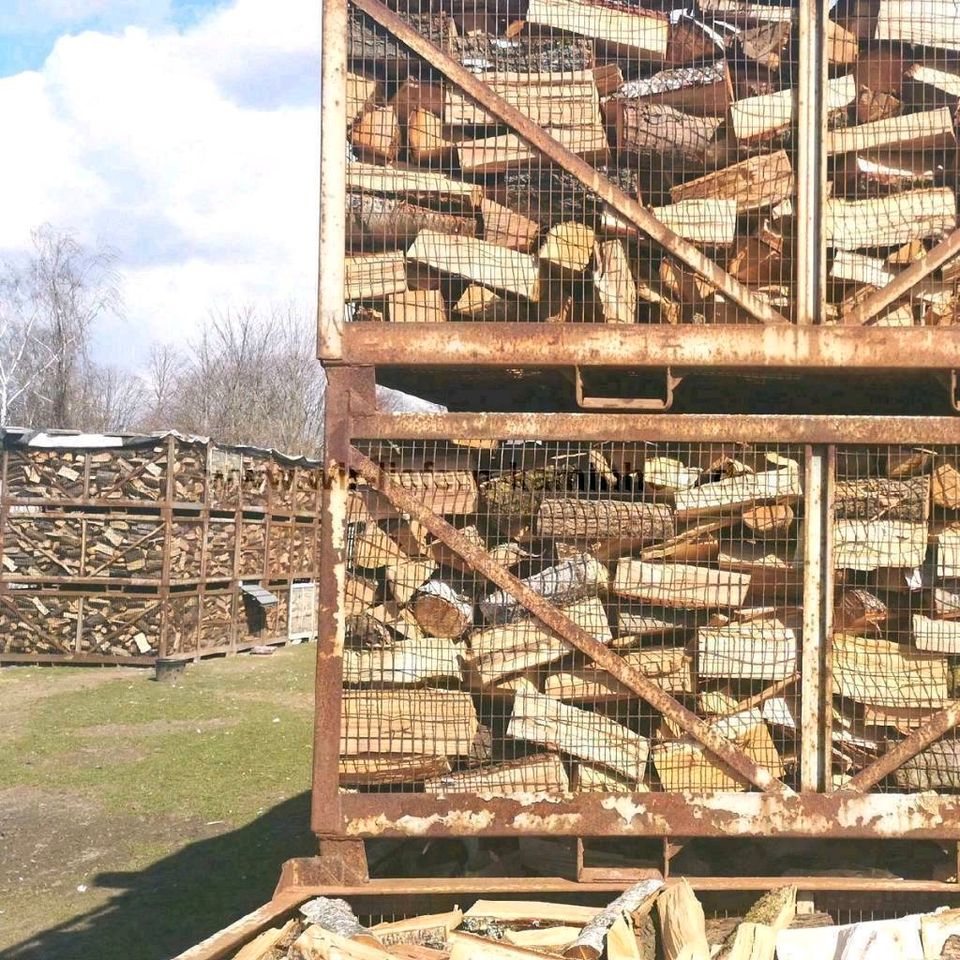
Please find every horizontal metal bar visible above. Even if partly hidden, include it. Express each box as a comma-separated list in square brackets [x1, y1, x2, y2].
[341, 792, 960, 839]
[341, 324, 960, 369]
[351, 414, 960, 445]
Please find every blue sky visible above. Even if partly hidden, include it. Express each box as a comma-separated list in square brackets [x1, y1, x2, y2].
[0, 0, 321, 366]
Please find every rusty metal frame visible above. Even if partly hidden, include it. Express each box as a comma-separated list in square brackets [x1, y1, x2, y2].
[318, 0, 960, 371]
[312, 401, 960, 844]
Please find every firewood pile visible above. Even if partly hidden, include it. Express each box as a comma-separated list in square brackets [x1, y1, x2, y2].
[343, 439, 960, 794]
[0, 432, 324, 661]
[228, 888, 960, 960]
[344, 0, 960, 327]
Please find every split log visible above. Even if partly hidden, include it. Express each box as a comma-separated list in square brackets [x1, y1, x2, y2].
[895, 740, 960, 791]
[444, 70, 601, 129]
[938, 528, 960, 577]
[468, 596, 612, 685]
[832, 634, 949, 707]
[353, 524, 409, 569]
[920, 909, 960, 958]
[570, 762, 649, 793]
[825, 106, 957, 155]
[454, 285, 505, 320]
[351, 106, 400, 162]
[734, 21, 792, 71]
[653, 709, 784, 791]
[391, 470, 478, 515]
[451, 35, 594, 74]
[348, 195, 476, 250]
[834, 476, 930, 522]
[462, 900, 601, 928]
[386, 289, 447, 324]
[407, 231, 540, 300]
[609, 102, 724, 163]
[407, 108, 453, 164]
[346, 164, 482, 206]
[614, 561, 751, 608]
[616, 60, 732, 117]
[411, 580, 474, 638]
[933, 463, 960, 509]
[649, 199, 738, 245]
[371, 910, 462, 949]
[506, 928, 583, 949]
[833, 589, 888, 633]
[716, 887, 796, 960]
[825, 189, 957, 251]
[617, 608, 705, 638]
[905, 62, 960, 98]
[697, 620, 798, 681]
[669, 150, 794, 213]
[424, 753, 569, 794]
[235, 919, 297, 960]
[345, 252, 407, 300]
[731, 74, 856, 141]
[348, 8, 457, 72]
[827, 21, 860, 64]
[913, 614, 960, 653]
[450, 933, 566, 960]
[536, 498, 674, 541]
[480, 553, 609, 622]
[592, 63, 624, 96]
[340, 689, 479, 758]
[508, 681, 650, 779]
[457, 126, 610, 174]
[523, 0, 669, 58]
[563, 880, 663, 960]
[657, 879, 710, 960]
[643, 456, 701, 491]
[742, 503, 794, 535]
[343, 636, 462, 685]
[338, 754, 452, 787]
[593, 240, 637, 324]
[833, 520, 928, 571]
[875, 0, 960, 52]
[834, 151, 938, 195]
[346, 574, 378, 616]
[675, 467, 801, 520]
[539, 223, 596, 272]
[717, 924, 777, 960]
[544, 647, 693, 700]
[935, 586, 960, 618]
[299, 899, 378, 945]
[348, 73, 379, 124]
[386, 558, 435, 605]
[698, 0, 794, 21]
[481, 197, 539, 253]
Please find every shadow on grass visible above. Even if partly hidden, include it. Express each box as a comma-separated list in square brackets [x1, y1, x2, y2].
[4, 791, 316, 960]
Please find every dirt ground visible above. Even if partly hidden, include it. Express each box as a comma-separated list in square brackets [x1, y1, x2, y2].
[0, 644, 318, 960]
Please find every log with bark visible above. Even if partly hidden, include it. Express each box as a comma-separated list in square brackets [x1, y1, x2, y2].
[543, 647, 694, 700]
[424, 753, 569, 794]
[614, 561, 752, 609]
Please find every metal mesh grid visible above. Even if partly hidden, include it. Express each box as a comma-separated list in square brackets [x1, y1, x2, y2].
[343, 0, 803, 327]
[826, 3, 960, 326]
[831, 444, 960, 793]
[340, 438, 805, 794]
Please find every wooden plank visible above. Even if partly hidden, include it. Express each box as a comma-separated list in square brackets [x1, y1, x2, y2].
[613, 561, 751, 608]
[406, 231, 540, 300]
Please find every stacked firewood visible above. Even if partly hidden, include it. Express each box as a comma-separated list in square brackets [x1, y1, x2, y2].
[341, 441, 806, 791]
[343, 0, 960, 326]
[231, 887, 960, 960]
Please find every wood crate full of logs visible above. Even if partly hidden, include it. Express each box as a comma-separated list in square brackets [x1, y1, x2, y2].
[339, 0, 960, 332]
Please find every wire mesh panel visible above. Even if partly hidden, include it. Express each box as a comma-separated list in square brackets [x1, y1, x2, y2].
[826, 3, 960, 327]
[343, 0, 803, 329]
[339, 438, 805, 797]
[831, 444, 960, 793]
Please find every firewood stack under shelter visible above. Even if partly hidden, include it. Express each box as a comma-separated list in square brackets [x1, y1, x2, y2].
[0, 430, 324, 664]
[343, 0, 960, 330]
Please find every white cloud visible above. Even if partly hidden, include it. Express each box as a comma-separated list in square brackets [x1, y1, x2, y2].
[0, 0, 320, 363]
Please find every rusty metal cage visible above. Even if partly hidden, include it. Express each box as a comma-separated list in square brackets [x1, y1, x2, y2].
[311, 407, 960, 890]
[320, 0, 960, 380]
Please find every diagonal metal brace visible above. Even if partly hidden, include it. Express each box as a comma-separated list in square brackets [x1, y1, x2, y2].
[351, 447, 792, 795]
[350, 0, 790, 328]
[839, 701, 960, 793]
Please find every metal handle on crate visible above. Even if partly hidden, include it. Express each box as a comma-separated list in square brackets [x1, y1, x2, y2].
[573, 366, 683, 411]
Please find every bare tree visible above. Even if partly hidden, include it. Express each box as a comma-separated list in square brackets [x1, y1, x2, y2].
[0, 226, 121, 428]
[75, 366, 147, 433]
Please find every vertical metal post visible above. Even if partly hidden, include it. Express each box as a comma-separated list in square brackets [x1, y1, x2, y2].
[317, 0, 348, 360]
[821, 446, 836, 791]
[159, 435, 176, 658]
[795, 0, 823, 324]
[801, 445, 826, 790]
[312, 367, 351, 838]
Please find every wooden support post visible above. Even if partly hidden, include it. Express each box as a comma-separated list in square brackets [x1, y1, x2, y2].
[351, 0, 789, 327]
[318, 0, 348, 359]
[801, 446, 825, 791]
[160, 435, 176, 659]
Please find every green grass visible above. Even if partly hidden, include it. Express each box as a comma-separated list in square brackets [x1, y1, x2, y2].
[0, 644, 319, 959]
